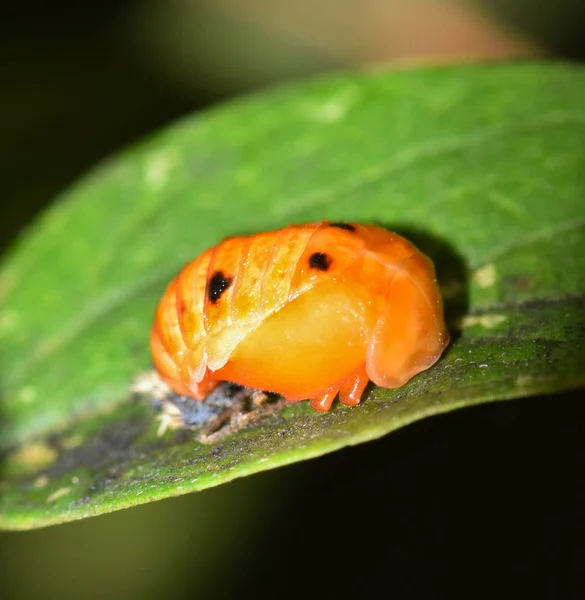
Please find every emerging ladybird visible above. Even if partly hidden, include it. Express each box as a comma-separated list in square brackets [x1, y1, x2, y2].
[151, 221, 449, 412]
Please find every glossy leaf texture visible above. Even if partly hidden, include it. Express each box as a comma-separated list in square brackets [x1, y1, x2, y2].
[1, 62, 584, 529]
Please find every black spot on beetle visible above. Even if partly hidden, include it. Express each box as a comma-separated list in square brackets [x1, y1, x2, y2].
[309, 252, 332, 271]
[329, 222, 356, 232]
[208, 271, 233, 304]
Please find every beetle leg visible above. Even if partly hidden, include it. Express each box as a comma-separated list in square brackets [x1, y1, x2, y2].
[338, 364, 369, 406]
[309, 389, 338, 412]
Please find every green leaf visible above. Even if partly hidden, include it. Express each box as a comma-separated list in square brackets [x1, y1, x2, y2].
[1, 62, 584, 530]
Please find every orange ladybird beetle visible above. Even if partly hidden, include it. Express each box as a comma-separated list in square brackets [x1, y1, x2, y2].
[151, 221, 449, 412]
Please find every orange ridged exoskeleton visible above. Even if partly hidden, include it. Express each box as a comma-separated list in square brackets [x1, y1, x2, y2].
[151, 221, 449, 412]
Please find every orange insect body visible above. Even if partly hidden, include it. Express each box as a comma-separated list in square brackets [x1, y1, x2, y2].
[151, 221, 449, 412]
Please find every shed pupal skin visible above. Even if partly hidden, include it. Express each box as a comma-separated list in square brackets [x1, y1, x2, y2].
[151, 221, 449, 412]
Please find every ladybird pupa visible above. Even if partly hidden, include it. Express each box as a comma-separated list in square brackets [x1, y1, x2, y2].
[151, 221, 449, 412]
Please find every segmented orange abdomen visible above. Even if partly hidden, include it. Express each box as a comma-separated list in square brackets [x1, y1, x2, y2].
[151, 248, 210, 394]
[151, 221, 449, 411]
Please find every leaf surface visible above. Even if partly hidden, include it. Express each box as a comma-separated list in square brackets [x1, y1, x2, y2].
[1, 62, 584, 529]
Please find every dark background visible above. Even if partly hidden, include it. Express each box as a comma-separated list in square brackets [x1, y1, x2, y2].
[1, 1, 584, 598]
